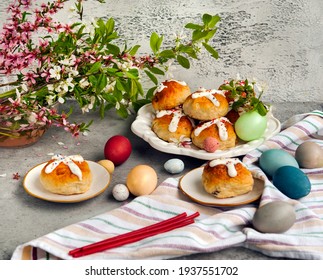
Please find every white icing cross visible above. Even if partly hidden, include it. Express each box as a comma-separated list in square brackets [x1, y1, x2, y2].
[194, 117, 230, 141]
[209, 158, 242, 177]
[45, 154, 84, 181]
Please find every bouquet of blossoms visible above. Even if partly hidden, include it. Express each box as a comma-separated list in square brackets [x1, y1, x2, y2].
[0, 0, 220, 140]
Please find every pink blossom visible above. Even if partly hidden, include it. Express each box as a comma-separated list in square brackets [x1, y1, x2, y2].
[40, 70, 51, 83]
[23, 72, 39, 85]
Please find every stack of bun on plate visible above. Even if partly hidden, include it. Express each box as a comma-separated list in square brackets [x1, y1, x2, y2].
[151, 79, 239, 151]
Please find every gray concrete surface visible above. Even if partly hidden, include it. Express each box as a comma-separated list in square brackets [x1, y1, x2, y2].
[0, 0, 322, 260]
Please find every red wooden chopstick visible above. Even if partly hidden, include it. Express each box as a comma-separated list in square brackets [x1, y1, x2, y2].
[69, 211, 199, 258]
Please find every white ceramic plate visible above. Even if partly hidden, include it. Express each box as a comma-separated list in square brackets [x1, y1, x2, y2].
[23, 161, 111, 203]
[131, 104, 281, 160]
[179, 167, 264, 207]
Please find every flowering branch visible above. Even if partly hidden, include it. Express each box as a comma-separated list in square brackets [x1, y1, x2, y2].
[0, 0, 220, 138]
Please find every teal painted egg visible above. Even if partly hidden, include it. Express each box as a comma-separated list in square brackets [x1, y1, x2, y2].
[259, 149, 299, 177]
[273, 166, 311, 199]
[253, 201, 296, 233]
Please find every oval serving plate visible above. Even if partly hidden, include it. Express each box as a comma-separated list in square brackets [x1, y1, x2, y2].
[179, 167, 264, 207]
[131, 104, 281, 160]
[23, 161, 111, 203]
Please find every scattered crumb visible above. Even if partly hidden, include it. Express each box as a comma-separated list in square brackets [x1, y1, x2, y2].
[0, 174, 6, 178]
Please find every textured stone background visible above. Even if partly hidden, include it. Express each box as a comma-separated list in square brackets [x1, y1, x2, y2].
[0, 0, 322, 103]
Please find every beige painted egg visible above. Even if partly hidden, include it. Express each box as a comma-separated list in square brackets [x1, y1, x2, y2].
[295, 141, 323, 169]
[126, 165, 158, 196]
[98, 159, 115, 174]
[252, 201, 296, 233]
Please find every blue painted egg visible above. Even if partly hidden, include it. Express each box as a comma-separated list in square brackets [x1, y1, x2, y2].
[273, 166, 311, 199]
[259, 149, 299, 177]
[164, 158, 184, 174]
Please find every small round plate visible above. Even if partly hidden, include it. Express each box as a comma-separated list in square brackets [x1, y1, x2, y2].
[131, 104, 281, 160]
[23, 161, 111, 203]
[179, 167, 264, 207]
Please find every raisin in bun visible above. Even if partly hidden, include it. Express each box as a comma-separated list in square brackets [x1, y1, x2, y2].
[152, 80, 191, 111]
[40, 154, 92, 195]
[191, 117, 236, 151]
[202, 158, 254, 198]
[152, 108, 193, 142]
[183, 88, 229, 121]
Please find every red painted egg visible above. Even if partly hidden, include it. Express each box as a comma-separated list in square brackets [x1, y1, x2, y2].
[104, 135, 132, 166]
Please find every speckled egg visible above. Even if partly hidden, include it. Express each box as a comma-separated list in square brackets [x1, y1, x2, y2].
[164, 158, 185, 174]
[273, 166, 311, 199]
[112, 184, 129, 201]
[259, 149, 299, 177]
[253, 201, 296, 233]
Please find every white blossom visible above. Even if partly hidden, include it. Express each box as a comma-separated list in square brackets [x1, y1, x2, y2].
[58, 96, 65, 104]
[79, 78, 90, 89]
[27, 112, 37, 124]
[49, 66, 62, 80]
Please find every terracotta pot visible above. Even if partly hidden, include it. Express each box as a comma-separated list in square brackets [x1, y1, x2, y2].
[0, 125, 48, 148]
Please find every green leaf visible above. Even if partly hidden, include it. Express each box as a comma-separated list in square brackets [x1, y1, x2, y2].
[130, 79, 138, 98]
[178, 45, 198, 59]
[219, 84, 232, 91]
[129, 44, 141, 55]
[208, 15, 221, 28]
[104, 102, 115, 111]
[96, 73, 108, 93]
[203, 42, 219, 59]
[177, 55, 190, 69]
[257, 102, 268, 116]
[192, 30, 209, 41]
[132, 99, 151, 112]
[150, 32, 159, 54]
[116, 105, 129, 118]
[204, 29, 217, 41]
[88, 75, 97, 86]
[144, 70, 158, 85]
[159, 49, 176, 59]
[106, 43, 120, 55]
[149, 67, 164, 75]
[125, 69, 139, 79]
[146, 86, 157, 100]
[115, 79, 125, 92]
[99, 102, 105, 118]
[185, 23, 203, 30]
[150, 32, 163, 54]
[133, 79, 144, 96]
[87, 62, 102, 74]
[202, 14, 212, 25]
[105, 18, 115, 34]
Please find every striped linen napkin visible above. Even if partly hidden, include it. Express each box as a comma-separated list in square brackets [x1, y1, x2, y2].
[11, 111, 323, 260]
[242, 110, 323, 259]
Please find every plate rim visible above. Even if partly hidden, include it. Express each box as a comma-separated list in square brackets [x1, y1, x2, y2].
[179, 167, 264, 207]
[23, 160, 111, 203]
[131, 103, 281, 160]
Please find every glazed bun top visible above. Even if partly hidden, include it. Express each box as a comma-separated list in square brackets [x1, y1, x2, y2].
[206, 158, 246, 177]
[40, 154, 93, 195]
[182, 88, 229, 120]
[43, 154, 86, 180]
[152, 79, 191, 111]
